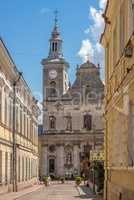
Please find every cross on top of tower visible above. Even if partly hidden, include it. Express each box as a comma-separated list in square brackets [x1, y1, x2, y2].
[86, 53, 90, 63]
[54, 10, 58, 27]
[48, 10, 63, 59]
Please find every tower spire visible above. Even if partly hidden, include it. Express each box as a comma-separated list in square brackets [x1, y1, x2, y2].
[48, 10, 63, 59]
[54, 10, 58, 28]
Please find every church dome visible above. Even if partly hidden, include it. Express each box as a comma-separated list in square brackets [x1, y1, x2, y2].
[80, 60, 96, 69]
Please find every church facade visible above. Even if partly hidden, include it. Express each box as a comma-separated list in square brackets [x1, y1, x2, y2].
[39, 18, 104, 178]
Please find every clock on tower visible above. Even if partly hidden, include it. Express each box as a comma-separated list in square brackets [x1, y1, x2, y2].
[42, 11, 69, 101]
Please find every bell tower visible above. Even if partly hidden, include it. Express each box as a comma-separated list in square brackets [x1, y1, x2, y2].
[42, 11, 69, 104]
[48, 10, 63, 59]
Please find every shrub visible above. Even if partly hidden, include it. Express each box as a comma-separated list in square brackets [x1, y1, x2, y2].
[75, 176, 82, 186]
[94, 161, 104, 193]
[42, 176, 49, 186]
[60, 177, 65, 183]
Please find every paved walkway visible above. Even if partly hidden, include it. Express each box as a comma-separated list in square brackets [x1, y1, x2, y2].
[0, 184, 43, 200]
[0, 182, 101, 200]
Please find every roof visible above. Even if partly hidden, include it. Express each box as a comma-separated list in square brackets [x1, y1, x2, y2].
[80, 61, 96, 69]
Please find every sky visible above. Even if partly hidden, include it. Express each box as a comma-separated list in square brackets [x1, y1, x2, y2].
[0, 0, 107, 101]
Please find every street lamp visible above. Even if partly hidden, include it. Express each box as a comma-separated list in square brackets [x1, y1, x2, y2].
[12, 71, 22, 192]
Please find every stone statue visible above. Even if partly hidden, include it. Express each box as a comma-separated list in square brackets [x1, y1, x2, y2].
[49, 116, 56, 129]
[84, 114, 92, 130]
[66, 152, 72, 165]
[66, 116, 72, 130]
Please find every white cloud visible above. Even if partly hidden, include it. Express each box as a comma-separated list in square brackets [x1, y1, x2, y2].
[95, 42, 103, 53]
[90, 7, 104, 28]
[78, 39, 94, 62]
[89, 7, 104, 41]
[99, 0, 107, 10]
[78, 0, 107, 66]
[94, 42, 104, 65]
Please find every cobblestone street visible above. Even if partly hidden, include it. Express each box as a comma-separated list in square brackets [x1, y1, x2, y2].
[16, 182, 100, 200]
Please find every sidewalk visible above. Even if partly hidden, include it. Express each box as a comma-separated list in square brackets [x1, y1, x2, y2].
[77, 185, 103, 200]
[0, 184, 43, 200]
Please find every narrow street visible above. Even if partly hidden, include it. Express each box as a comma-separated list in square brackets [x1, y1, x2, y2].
[17, 182, 100, 200]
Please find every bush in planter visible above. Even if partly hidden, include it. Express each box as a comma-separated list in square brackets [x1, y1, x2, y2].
[94, 161, 104, 193]
[75, 176, 82, 186]
[43, 176, 49, 186]
[60, 177, 65, 183]
[50, 175, 55, 180]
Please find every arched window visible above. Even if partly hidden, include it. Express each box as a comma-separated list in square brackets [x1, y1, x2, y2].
[55, 42, 57, 51]
[49, 116, 56, 129]
[52, 42, 55, 51]
[83, 114, 92, 130]
[50, 81, 57, 97]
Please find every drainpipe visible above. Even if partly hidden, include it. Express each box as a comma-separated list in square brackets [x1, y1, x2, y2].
[12, 72, 22, 192]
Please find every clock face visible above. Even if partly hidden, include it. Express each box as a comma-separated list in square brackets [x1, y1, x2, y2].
[49, 70, 57, 79]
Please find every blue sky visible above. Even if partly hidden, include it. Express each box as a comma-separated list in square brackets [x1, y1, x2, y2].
[0, 0, 106, 100]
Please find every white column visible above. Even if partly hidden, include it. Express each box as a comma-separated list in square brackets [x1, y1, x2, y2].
[73, 145, 80, 175]
[2, 151, 5, 184]
[42, 146, 48, 176]
[56, 145, 64, 176]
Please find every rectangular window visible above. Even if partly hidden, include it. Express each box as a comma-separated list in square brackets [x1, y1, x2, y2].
[16, 106, 18, 132]
[18, 156, 20, 182]
[9, 99, 12, 130]
[26, 158, 28, 181]
[22, 157, 24, 181]
[10, 153, 13, 184]
[5, 97, 7, 125]
[5, 152, 8, 184]
[26, 116, 29, 139]
[120, 2, 125, 55]
[0, 90, 2, 122]
[0, 150, 2, 184]
[24, 113, 26, 136]
[20, 108, 22, 134]
[29, 158, 31, 180]
[113, 25, 117, 67]
[30, 120, 32, 141]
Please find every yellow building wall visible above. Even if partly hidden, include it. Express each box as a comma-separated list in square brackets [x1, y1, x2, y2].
[101, 0, 134, 199]
[0, 38, 39, 194]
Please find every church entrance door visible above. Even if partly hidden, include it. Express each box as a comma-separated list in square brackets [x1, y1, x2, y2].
[49, 158, 55, 174]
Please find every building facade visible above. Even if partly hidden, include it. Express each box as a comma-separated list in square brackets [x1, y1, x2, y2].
[101, 0, 134, 199]
[39, 18, 104, 178]
[0, 38, 40, 194]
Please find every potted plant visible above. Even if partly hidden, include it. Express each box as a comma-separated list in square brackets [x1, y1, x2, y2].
[60, 177, 65, 184]
[94, 161, 104, 194]
[75, 176, 82, 186]
[43, 176, 49, 186]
